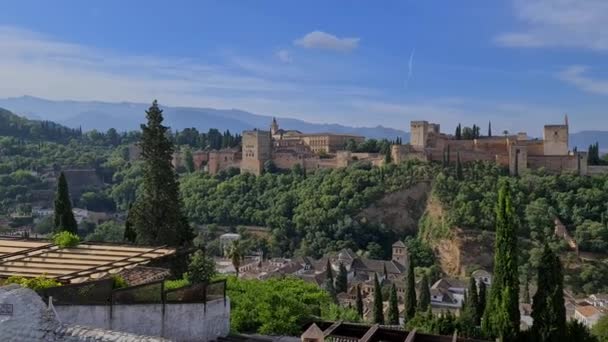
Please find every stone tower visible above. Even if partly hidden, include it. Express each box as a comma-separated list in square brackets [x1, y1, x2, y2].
[391, 240, 407, 266]
[271, 117, 279, 136]
[410, 121, 429, 148]
[241, 129, 272, 175]
[543, 115, 569, 155]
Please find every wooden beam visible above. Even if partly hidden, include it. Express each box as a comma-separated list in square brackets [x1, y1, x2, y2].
[404, 329, 417, 342]
[359, 324, 379, 342]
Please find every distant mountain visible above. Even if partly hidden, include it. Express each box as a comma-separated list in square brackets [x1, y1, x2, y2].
[0, 96, 408, 140]
[570, 131, 608, 153]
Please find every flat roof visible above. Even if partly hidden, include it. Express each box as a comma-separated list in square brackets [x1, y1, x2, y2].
[0, 238, 175, 283]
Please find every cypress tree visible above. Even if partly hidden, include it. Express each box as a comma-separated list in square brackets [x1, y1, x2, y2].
[482, 181, 520, 341]
[488, 121, 492, 137]
[130, 100, 193, 247]
[404, 255, 417, 322]
[531, 244, 566, 341]
[465, 277, 480, 325]
[446, 145, 451, 166]
[387, 284, 399, 325]
[53, 172, 78, 234]
[336, 263, 348, 293]
[326, 259, 334, 283]
[123, 203, 137, 243]
[383, 263, 388, 280]
[324, 277, 337, 303]
[372, 273, 384, 324]
[356, 284, 364, 318]
[418, 274, 431, 312]
[456, 152, 463, 180]
[523, 274, 531, 304]
[477, 280, 487, 325]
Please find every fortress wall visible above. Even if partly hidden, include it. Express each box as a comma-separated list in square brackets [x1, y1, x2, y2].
[273, 152, 305, 170]
[527, 155, 579, 173]
[523, 141, 545, 155]
[473, 139, 509, 154]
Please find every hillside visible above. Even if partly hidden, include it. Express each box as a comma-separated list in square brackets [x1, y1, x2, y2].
[0, 107, 81, 143]
[0, 96, 408, 140]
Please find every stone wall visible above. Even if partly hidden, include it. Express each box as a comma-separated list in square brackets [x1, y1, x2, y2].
[54, 297, 231, 342]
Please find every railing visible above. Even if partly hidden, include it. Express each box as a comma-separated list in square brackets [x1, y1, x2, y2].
[38, 278, 227, 308]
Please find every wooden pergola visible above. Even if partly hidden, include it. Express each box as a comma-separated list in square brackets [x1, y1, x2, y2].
[0, 238, 175, 283]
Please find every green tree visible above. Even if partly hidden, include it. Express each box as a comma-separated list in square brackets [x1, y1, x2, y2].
[228, 240, 244, 278]
[356, 284, 364, 318]
[482, 181, 520, 341]
[85, 220, 124, 242]
[531, 243, 566, 341]
[188, 249, 216, 284]
[387, 284, 399, 325]
[567, 320, 598, 342]
[465, 277, 480, 325]
[372, 273, 384, 324]
[477, 281, 486, 324]
[404, 256, 417, 322]
[184, 147, 195, 173]
[324, 277, 337, 303]
[418, 274, 431, 312]
[456, 152, 463, 180]
[336, 263, 348, 293]
[130, 101, 193, 246]
[53, 172, 78, 234]
[592, 315, 608, 341]
[488, 121, 492, 137]
[123, 203, 136, 243]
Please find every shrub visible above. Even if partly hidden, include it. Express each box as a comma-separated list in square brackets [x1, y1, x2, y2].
[111, 275, 128, 289]
[188, 250, 216, 284]
[164, 275, 190, 291]
[6, 275, 61, 290]
[53, 231, 80, 248]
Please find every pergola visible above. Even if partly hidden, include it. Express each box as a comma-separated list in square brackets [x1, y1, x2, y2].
[0, 238, 175, 283]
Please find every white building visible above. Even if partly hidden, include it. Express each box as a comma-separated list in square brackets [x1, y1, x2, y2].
[471, 269, 492, 287]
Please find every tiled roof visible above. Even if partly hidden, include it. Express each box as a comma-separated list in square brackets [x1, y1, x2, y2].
[117, 266, 170, 286]
[392, 241, 406, 248]
[576, 305, 602, 318]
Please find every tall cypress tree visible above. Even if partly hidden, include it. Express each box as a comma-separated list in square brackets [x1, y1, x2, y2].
[387, 284, 399, 325]
[488, 121, 492, 137]
[482, 181, 520, 341]
[531, 244, 566, 341]
[336, 263, 348, 293]
[53, 172, 78, 234]
[477, 281, 487, 325]
[456, 152, 463, 180]
[372, 273, 384, 324]
[123, 203, 137, 243]
[465, 277, 480, 325]
[404, 255, 417, 322]
[324, 277, 337, 303]
[130, 100, 193, 246]
[356, 284, 364, 318]
[326, 259, 334, 283]
[418, 274, 431, 312]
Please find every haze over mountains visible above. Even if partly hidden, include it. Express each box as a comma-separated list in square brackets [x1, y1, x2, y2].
[0, 96, 606, 151]
[0, 96, 407, 141]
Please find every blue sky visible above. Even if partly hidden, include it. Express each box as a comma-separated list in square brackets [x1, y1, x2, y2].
[0, 0, 607, 135]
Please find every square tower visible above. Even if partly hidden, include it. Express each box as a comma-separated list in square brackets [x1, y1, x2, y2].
[410, 121, 429, 148]
[241, 130, 271, 175]
[391, 240, 408, 266]
[543, 124, 569, 155]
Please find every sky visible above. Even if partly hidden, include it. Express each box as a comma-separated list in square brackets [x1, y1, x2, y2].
[0, 0, 607, 135]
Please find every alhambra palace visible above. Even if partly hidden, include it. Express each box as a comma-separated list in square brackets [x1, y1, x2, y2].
[171, 115, 594, 176]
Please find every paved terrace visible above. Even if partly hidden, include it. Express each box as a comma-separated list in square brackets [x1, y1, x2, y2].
[0, 238, 175, 283]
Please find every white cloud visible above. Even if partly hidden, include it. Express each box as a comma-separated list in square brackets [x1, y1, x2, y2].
[276, 49, 292, 63]
[294, 31, 359, 52]
[557, 65, 608, 95]
[496, 0, 608, 50]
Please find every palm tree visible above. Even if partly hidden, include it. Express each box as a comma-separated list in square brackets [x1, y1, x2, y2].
[228, 240, 244, 278]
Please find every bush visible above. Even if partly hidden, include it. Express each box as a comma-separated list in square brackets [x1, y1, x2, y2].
[53, 231, 80, 248]
[6, 275, 61, 290]
[111, 275, 128, 289]
[164, 275, 190, 290]
[188, 250, 216, 284]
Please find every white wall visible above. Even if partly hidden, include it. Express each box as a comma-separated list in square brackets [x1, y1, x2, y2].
[54, 297, 231, 342]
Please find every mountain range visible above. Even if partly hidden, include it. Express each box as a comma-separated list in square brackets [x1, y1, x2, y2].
[0, 96, 407, 140]
[0, 96, 606, 151]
